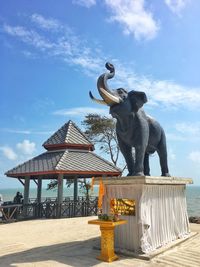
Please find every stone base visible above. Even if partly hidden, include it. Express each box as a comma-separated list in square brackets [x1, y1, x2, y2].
[94, 175, 193, 185]
[116, 232, 197, 260]
[95, 176, 193, 254]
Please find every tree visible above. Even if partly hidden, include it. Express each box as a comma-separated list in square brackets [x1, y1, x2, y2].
[47, 113, 126, 192]
[82, 113, 120, 166]
[47, 178, 92, 199]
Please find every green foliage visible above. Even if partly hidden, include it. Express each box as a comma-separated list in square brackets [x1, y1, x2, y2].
[78, 178, 92, 199]
[98, 213, 119, 222]
[47, 178, 92, 199]
[82, 113, 120, 166]
[47, 180, 58, 190]
[47, 178, 74, 190]
[82, 114, 115, 139]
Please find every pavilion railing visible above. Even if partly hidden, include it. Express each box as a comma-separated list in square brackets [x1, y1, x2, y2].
[0, 197, 98, 223]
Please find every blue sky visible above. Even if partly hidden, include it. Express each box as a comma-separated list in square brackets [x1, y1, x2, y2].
[0, 0, 200, 188]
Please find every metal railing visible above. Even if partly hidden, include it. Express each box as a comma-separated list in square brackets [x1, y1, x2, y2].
[28, 196, 97, 203]
[0, 197, 98, 223]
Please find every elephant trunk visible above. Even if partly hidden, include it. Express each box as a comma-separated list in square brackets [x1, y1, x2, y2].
[97, 62, 115, 95]
[89, 62, 122, 106]
[97, 63, 122, 106]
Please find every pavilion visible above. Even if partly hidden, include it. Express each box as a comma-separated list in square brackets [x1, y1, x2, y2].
[5, 120, 121, 215]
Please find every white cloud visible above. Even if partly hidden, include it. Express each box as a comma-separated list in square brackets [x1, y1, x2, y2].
[22, 50, 37, 59]
[3, 20, 104, 77]
[148, 80, 200, 110]
[112, 64, 200, 110]
[32, 98, 55, 112]
[168, 148, 176, 160]
[3, 14, 200, 110]
[0, 146, 17, 160]
[188, 151, 200, 164]
[166, 122, 200, 143]
[166, 133, 186, 141]
[71, 56, 102, 73]
[72, 0, 96, 8]
[31, 13, 62, 31]
[3, 24, 54, 51]
[165, 0, 190, 15]
[104, 0, 159, 40]
[13, 115, 25, 123]
[1, 128, 31, 134]
[53, 107, 108, 116]
[16, 140, 36, 155]
[175, 122, 200, 135]
[0, 128, 52, 135]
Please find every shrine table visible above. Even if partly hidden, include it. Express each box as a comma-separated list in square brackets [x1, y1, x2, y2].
[88, 219, 127, 262]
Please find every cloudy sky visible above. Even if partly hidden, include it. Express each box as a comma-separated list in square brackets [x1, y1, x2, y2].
[0, 0, 200, 188]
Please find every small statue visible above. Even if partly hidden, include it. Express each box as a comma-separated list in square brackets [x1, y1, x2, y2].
[89, 62, 170, 177]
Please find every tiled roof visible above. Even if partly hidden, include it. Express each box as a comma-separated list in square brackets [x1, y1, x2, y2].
[5, 119, 121, 179]
[5, 150, 121, 178]
[43, 120, 93, 150]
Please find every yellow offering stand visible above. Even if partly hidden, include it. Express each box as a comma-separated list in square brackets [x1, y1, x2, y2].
[88, 219, 127, 262]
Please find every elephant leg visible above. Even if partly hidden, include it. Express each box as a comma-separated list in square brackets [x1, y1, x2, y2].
[134, 146, 145, 176]
[157, 132, 170, 177]
[143, 153, 150, 176]
[117, 137, 134, 176]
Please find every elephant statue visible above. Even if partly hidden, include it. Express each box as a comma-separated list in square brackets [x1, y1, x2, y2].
[89, 62, 170, 177]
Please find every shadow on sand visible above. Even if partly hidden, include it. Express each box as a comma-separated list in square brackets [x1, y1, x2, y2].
[0, 237, 105, 267]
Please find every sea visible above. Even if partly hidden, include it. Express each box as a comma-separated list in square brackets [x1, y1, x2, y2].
[0, 186, 199, 217]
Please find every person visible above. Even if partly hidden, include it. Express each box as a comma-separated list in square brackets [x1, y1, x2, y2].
[13, 192, 23, 204]
[0, 194, 3, 221]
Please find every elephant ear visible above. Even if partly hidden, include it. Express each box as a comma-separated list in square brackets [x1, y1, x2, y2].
[128, 91, 147, 112]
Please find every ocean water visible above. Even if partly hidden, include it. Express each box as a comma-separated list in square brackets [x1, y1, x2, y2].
[186, 186, 200, 217]
[0, 186, 199, 217]
[0, 186, 99, 202]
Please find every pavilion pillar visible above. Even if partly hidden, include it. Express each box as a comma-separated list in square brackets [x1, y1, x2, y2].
[37, 177, 42, 204]
[23, 176, 30, 217]
[73, 176, 78, 217]
[36, 176, 42, 218]
[57, 173, 63, 218]
[24, 176, 30, 205]
[73, 176, 78, 202]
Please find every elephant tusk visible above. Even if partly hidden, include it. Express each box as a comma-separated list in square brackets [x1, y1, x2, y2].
[99, 87, 122, 105]
[89, 91, 108, 105]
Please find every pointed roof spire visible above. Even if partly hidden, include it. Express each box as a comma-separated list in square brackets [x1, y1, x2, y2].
[43, 120, 94, 151]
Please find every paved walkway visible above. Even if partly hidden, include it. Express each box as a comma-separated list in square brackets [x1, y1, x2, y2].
[0, 217, 200, 267]
[152, 233, 200, 267]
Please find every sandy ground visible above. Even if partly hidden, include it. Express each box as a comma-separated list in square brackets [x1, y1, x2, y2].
[0, 217, 200, 267]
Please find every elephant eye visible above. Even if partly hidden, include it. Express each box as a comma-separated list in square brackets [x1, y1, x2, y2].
[117, 88, 128, 99]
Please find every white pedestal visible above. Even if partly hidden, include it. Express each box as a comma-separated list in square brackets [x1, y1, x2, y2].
[95, 176, 193, 254]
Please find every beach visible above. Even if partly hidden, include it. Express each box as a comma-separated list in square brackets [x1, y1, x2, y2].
[0, 216, 200, 267]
